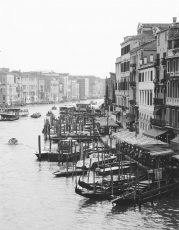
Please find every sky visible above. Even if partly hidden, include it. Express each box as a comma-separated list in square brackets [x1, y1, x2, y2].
[0, 0, 179, 78]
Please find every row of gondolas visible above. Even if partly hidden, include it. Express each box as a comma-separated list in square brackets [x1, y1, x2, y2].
[35, 108, 179, 208]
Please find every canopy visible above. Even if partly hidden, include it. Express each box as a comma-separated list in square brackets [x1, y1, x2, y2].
[172, 154, 179, 160]
[143, 128, 167, 138]
[150, 149, 174, 156]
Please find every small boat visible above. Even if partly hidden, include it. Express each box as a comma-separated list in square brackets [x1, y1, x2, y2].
[35, 150, 50, 161]
[8, 138, 18, 145]
[75, 174, 138, 200]
[31, 112, 41, 118]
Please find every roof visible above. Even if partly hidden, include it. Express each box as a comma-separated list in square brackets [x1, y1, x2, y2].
[112, 129, 166, 146]
[143, 128, 167, 138]
[137, 23, 171, 32]
[135, 143, 174, 157]
[121, 33, 153, 46]
[130, 39, 156, 53]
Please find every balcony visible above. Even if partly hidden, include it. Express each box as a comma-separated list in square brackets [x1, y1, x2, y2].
[150, 118, 166, 127]
[129, 81, 136, 87]
[130, 63, 136, 71]
[161, 58, 166, 66]
[167, 71, 179, 78]
[166, 97, 179, 106]
[153, 98, 164, 106]
[118, 82, 128, 91]
[167, 48, 179, 58]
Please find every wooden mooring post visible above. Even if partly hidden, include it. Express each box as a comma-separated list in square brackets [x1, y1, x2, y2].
[38, 135, 41, 161]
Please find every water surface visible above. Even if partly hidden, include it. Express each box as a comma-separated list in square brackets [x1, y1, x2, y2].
[0, 103, 179, 230]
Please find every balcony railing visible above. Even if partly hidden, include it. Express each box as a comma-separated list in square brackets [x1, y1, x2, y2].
[129, 81, 136, 87]
[129, 99, 136, 106]
[153, 98, 164, 106]
[167, 71, 179, 78]
[118, 82, 128, 90]
[150, 118, 166, 127]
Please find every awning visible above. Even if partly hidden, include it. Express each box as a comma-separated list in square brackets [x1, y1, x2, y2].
[172, 154, 179, 160]
[150, 149, 174, 157]
[143, 128, 167, 138]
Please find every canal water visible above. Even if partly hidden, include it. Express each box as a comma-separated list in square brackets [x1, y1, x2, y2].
[0, 103, 179, 230]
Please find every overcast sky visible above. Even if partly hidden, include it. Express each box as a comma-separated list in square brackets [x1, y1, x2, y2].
[0, 0, 178, 77]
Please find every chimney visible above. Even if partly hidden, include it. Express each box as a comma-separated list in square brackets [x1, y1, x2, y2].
[173, 17, 177, 23]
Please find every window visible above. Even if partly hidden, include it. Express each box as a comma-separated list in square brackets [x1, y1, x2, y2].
[139, 73, 141, 82]
[151, 71, 153, 81]
[174, 39, 179, 49]
[168, 41, 172, 49]
[142, 73, 144, 82]
[176, 58, 179, 72]
[157, 34, 160, 46]
[150, 55, 154, 62]
[167, 61, 170, 72]
[173, 60, 176, 72]
[172, 109, 175, 126]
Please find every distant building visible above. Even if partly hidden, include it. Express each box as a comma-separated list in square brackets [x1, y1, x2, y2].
[0, 70, 18, 105]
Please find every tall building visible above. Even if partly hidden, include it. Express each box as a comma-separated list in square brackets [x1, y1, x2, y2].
[165, 20, 179, 132]
[77, 78, 89, 100]
[0, 69, 19, 105]
[151, 18, 179, 144]
[115, 22, 171, 132]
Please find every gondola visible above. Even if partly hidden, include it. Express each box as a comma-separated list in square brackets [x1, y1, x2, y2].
[111, 179, 179, 206]
[31, 112, 41, 118]
[53, 168, 86, 177]
[0, 113, 19, 121]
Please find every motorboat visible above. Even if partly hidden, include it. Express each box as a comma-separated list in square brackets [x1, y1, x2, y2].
[31, 112, 41, 118]
[8, 138, 18, 145]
